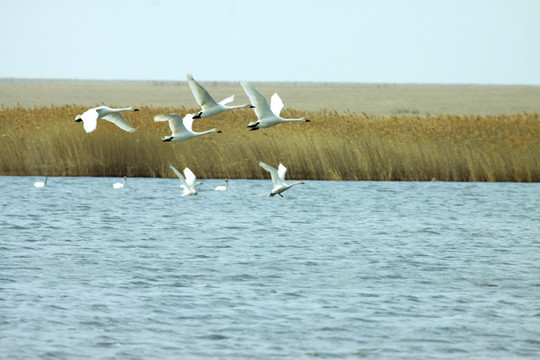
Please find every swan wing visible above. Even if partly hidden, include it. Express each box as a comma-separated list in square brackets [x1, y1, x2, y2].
[170, 165, 189, 188]
[241, 81, 273, 120]
[183, 167, 197, 186]
[182, 114, 195, 132]
[270, 93, 284, 116]
[80, 108, 99, 133]
[154, 114, 185, 135]
[219, 95, 235, 106]
[259, 161, 280, 186]
[102, 112, 136, 133]
[187, 74, 218, 109]
[277, 163, 287, 182]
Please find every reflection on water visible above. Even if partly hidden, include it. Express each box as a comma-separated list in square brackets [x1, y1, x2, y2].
[1, 176, 539, 359]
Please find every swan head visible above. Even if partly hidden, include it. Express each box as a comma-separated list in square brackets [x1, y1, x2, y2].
[305, 119, 311, 122]
[163, 136, 173, 142]
[132, 107, 139, 112]
[217, 130, 223, 133]
[248, 104, 255, 108]
[193, 112, 203, 119]
[75, 115, 82, 122]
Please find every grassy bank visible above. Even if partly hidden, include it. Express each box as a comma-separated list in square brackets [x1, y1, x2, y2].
[1, 105, 539, 181]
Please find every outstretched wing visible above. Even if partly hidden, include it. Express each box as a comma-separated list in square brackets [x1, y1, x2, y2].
[241, 81, 273, 120]
[170, 165, 188, 188]
[259, 161, 280, 186]
[187, 74, 219, 109]
[80, 108, 99, 133]
[277, 163, 287, 182]
[154, 114, 185, 135]
[101, 112, 137, 133]
[219, 95, 235, 105]
[183, 167, 197, 187]
[270, 93, 284, 116]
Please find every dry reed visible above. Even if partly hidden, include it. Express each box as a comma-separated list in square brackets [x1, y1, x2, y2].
[0, 105, 538, 181]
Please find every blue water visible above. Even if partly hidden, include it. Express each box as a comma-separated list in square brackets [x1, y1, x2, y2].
[1, 176, 539, 359]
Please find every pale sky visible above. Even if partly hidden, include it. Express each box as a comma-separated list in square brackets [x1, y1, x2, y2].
[1, 0, 539, 85]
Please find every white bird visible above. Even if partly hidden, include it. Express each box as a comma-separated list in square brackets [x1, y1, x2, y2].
[154, 113, 222, 142]
[34, 175, 48, 188]
[259, 161, 304, 197]
[187, 74, 254, 119]
[74, 106, 139, 133]
[214, 179, 228, 191]
[170, 165, 199, 196]
[113, 176, 127, 189]
[241, 81, 310, 131]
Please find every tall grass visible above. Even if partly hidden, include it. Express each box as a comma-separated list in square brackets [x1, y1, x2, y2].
[1, 105, 538, 181]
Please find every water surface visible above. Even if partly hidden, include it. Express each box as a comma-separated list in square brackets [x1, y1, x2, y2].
[1, 176, 539, 359]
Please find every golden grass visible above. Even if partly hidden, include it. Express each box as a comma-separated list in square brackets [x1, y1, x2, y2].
[1, 105, 539, 181]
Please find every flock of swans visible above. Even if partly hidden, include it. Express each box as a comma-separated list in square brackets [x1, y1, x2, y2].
[67, 74, 311, 197]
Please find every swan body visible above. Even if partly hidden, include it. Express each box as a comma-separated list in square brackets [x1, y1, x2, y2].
[170, 165, 199, 196]
[187, 74, 254, 119]
[155, 113, 222, 142]
[215, 179, 228, 191]
[34, 175, 48, 188]
[75, 106, 139, 133]
[259, 161, 304, 197]
[241, 81, 310, 131]
[113, 176, 127, 189]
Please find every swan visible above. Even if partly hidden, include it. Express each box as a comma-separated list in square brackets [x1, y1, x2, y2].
[259, 161, 304, 197]
[113, 176, 127, 189]
[74, 106, 139, 133]
[214, 179, 228, 191]
[240, 81, 310, 131]
[154, 113, 222, 142]
[187, 74, 254, 119]
[170, 165, 199, 196]
[34, 175, 48, 188]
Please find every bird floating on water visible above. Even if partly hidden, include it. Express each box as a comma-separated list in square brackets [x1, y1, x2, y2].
[187, 74, 254, 119]
[215, 179, 229, 191]
[113, 176, 127, 189]
[34, 175, 48, 188]
[75, 106, 139, 133]
[241, 81, 310, 131]
[170, 165, 200, 196]
[259, 161, 304, 197]
[155, 113, 222, 142]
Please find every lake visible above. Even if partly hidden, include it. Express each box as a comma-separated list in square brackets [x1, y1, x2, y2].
[1, 176, 539, 359]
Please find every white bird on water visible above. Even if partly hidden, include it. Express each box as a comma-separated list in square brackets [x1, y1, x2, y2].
[154, 113, 222, 142]
[34, 175, 48, 188]
[187, 74, 254, 119]
[259, 161, 304, 197]
[170, 165, 200, 196]
[215, 179, 228, 191]
[75, 106, 139, 133]
[113, 176, 127, 189]
[240, 81, 310, 131]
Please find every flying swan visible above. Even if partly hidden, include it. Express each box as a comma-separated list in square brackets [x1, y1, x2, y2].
[170, 165, 200, 196]
[75, 106, 139, 133]
[113, 176, 127, 189]
[259, 161, 304, 197]
[241, 81, 310, 131]
[214, 179, 228, 191]
[187, 74, 254, 119]
[155, 113, 222, 142]
[34, 175, 48, 188]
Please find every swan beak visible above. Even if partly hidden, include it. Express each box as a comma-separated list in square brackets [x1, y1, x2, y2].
[193, 113, 202, 119]
[163, 137, 173, 142]
[133, 107, 140, 111]
[305, 119, 311, 122]
[217, 130, 223, 133]
[249, 105, 255, 108]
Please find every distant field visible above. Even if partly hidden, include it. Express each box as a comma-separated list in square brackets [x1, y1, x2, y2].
[1, 78, 539, 115]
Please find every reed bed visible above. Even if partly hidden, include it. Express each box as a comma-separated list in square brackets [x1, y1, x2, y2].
[1, 105, 538, 181]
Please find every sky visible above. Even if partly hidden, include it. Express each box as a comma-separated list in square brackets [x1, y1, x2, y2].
[1, 0, 539, 85]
